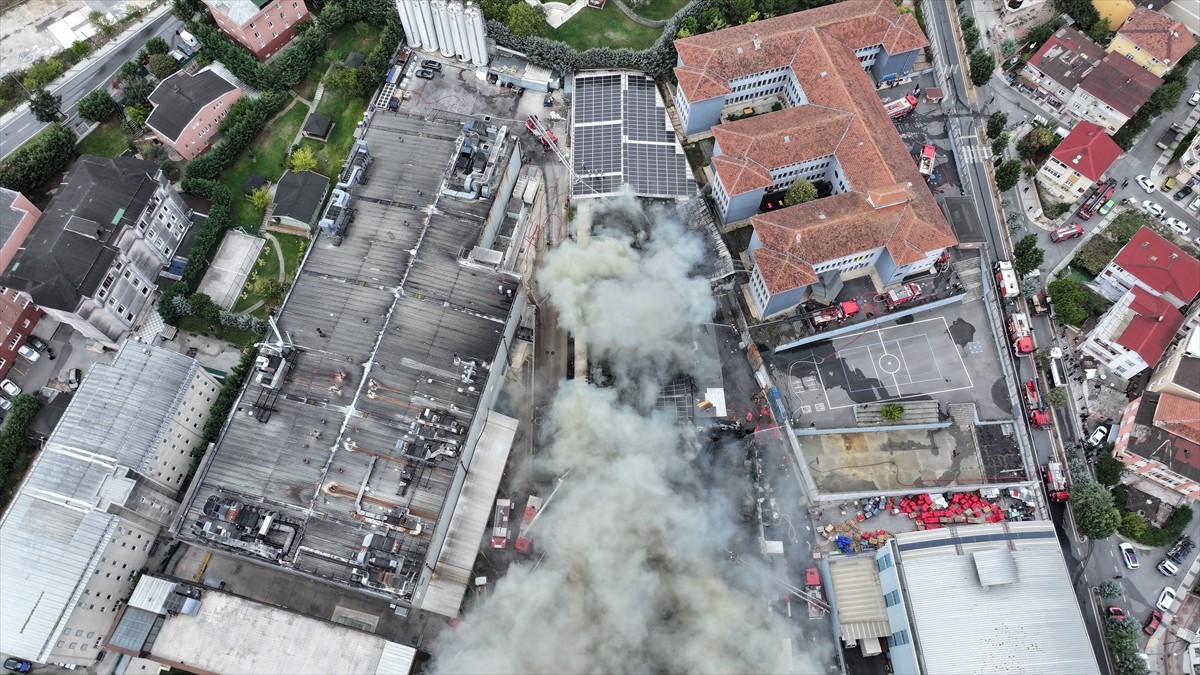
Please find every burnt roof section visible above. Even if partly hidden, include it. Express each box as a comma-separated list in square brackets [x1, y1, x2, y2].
[272, 170, 329, 224]
[0, 155, 158, 310]
[147, 69, 238, 142]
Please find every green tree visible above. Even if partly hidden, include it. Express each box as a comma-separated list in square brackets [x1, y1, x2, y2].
[28, 88, 61, 123]
[1045, 387, 1067, 408]
[880, 404, 904, 422]
[144, 36, 170, 55]
[1118, 511, 1148, 540]
[995, 159, 1022, 192]
[189, 292, 221, 325]
[76, 89, 116, 123]
[147, 53, 179, 80]
[1025, 21, 1057, 48]
[325, 64, 358, 92]
[23, 58, 64, 90]
[969, 51, 995, 87]
[1096, 579, 1123, 600]
[1059, 0, 1099, 32]
[290, 146, 318, 173]
[1017, 127, 1057, 160]
[477, 0, 514, 22]
[962, 25, 981, 53]
[1001, 38, 1019, 57]
[88, 10, 114, 36]
[676, 15, 700, 38]
[1073, 483, 1122, 540]
[249, 186, 271, 210]
[141, 142, 171, 167]
[991, 133, 1009, 157]
[1048, 278, 1090, 326]
[1104, 616, 1141, 653]
[254, 277, 287, 304]
[784, 179, 817, 206]
[0, 124, 76, 193]
[727, 0, 755, 24]
[126, 103, 150, 125]
[1013, 234, 1044, 276]
[506, 2, 549, 38]
[987, 111, 1008, 139]
[1096, 453, 1125, 486]
[1087, 17, 1111, 43]
[118, 60, 141, 81]
[123, 77, 155, 107]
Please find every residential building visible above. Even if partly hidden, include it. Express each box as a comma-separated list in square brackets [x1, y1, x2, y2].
[823, 522, 1098, 673]
[0, 344, 221, 667]
[1149, 324, 1200, 403]
[205, 0, 310, 61]
[1020, 27, 1105, 112]
[1080, 286, 1185, 378]
[1107, 7, 1197, 76]
[1172, 129, 1200, 187]
[1066, 54, 1162, 133]
[672, 1, 954, 318]
[0, 156, 195, 348]
[0, 188, 43, 379]
[146, 67, 242, 160]
[270, 169, 329, 234]
[1093, 0, 1160, 27]
[1035, 120, 1122, 203]
[1113, 391, 1200, 501]
[1092, 227, 1200, 307]
[107, 575, 417, 675]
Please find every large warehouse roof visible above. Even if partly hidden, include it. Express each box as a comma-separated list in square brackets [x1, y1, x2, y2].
[895, 522, 1100, 674]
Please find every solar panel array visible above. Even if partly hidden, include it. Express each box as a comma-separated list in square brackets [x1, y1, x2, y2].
[572, 72, 697, 199]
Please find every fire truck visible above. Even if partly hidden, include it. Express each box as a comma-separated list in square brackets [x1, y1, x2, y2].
[1007, 313, 1035, 355]
[1078, 178, 1116, 220]
[993, 261, 1020, 299]
[918, 144, 935, 178]
[514, 495, 543, 552]
[810, 301, 861, 329]
[805, 568, 827, 619]
[1024, 380, 1051, 430]
[525, 115, 558, 148]
[1043, 461, 1070, 501]
[490, 498, 512, 549]
[886, 283, 923, 310]
[883, 93, 919, 120]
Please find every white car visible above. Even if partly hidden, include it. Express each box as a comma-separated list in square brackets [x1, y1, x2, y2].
[0, 379, 20, 398]
[1142, 200, 1165, 218]
[1190, 196, 1200, 212]
[1120, 542, 1139, 569]
[1165, 217, 1190, 236]
[16, 344, 39, 362]
[1136, 175, 1156, 193]
[0, 398, 10, 412]
[1157, 587, 1177, 612]
[1189, 90, 1200, 107]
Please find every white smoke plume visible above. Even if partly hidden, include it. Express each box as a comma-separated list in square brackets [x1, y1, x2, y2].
[430, 195, 817, 674]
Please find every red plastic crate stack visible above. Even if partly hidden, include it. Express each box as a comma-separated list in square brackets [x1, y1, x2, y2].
[897, 492, 1005, 528]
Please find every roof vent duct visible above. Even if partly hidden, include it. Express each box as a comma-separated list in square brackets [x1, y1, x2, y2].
[753, 34, 761, 50]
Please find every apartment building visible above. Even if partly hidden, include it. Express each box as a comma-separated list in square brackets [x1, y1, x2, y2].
[1066, 53, 1162, 132]
[1035, 120, 1122, 203]
[1112, 391, 1200, 502]
[1020, 27, 1105, 112]
[1149, 323, 1200, 403]
[0, 344, 221, 667]
[146, 67, 243, 160]
[672, 0, 955, 318]
[0, 188, 43, 379]
[1092, 227, 1200, 307]
[1108, 7, 1197, 76]
[205, 0, 311, 61]
[0, 156, 194, 348]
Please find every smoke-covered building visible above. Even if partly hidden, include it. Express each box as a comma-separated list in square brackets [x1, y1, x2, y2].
[0, 344, 220, 668]
[671, 0, 955, 318]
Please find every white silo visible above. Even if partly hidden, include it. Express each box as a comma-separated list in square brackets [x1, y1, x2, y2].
[396, 0, 421, 48]
[434, 0, 457, 57]
[461, 3, 480, 64]
[448, 1, 468, 61]
[466, 2, 488, 67]
[417, 0, 438, 53]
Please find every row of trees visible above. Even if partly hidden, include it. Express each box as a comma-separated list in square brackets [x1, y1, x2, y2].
[0, 395, 44, 513]
[0, 124, 77, 193]
[957, 12, 995, 88]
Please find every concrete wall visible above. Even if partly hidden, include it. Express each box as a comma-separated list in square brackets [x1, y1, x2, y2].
[871, 47, 919, 83]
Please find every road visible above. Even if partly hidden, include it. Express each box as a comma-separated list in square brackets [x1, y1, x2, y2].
[0, 9, 181, 159]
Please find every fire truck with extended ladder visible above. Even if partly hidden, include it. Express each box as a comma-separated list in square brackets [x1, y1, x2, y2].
[1024, 379, 1052, 431]
[525, 115, 558, 149]
[1007, 313, 1035, 356]
[1043, 461, 1070, 502]
[883, 93, 919, 119]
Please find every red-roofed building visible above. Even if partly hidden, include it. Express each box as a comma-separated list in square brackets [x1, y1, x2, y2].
[1094, 227, 1200, 308]
[1035, 121, 1123, 203]
[1108, 7, 1197, 77]
[1112, 391, 1200, 503]
[1081, 287, 1186, 378]
[671, 0, 954, 318]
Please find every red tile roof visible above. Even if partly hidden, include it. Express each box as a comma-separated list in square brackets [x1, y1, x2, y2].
[1116, 287, 1185, 367]
[1117, 8, 1197, 66]
[1079, 55, 1162, 117]
[1049, 121, 1123, 182]
[1113, 227, 1200, 306]
[1153, 392, 1200, 446]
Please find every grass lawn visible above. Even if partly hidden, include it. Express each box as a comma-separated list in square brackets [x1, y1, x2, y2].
[177, 314, 261, 345]
[232, 232, 307, 314]
[299, 85, 370, 178]
[551, 3, 661, 51]
[221, 103, 309, 232]
[76, 118, 130, 158]
[631, 0, 688, 21]
[294, 23, 382, 100]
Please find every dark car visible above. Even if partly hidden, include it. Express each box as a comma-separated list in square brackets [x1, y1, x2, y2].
[1175, 185, 1194, 201]
[415, 69, 435, 80]
[25, 335, 48, 352]
[2, 658, 31, 673]
[1143, 610, 1162, 635]
[421, 60, 442, 71]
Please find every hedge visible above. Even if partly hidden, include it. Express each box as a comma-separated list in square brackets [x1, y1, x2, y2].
[183, 89, 289, 181]
[0, 395, 44, 511]
[157, 178, 236, 323]
[181, 347, 258, 491]
[0, 124, 77, 193]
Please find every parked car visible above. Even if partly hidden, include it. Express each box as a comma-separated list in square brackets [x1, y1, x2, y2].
[1165, 217, 1190, 236]
[1142, 200, 1165, 219]
[0, 397, 11, 412]
[1136, 174, 1156, 193]
[25, 335, 48, 352]
[16, 344, 39, 362]
[1191, 196, 1200, 211]
[1098, 199, 1115, 216]
[1189, 90, 1200, 106]
[415, 69, 435, 80]
[1156, 587, 1177, 612]
[1086, 425, 1110, 448]
[421, 59, 442, 71]
[1166, 535, 1194, 564]
[0, 379, 21, 397]
[1162, 176, 1177, 192]
[1143, 610, 1162, 635]
[2, 658, 30, 673]
[67, 368, 82, 391]
[1157, 559, 1179, 576]
[1119, 542, 1139, 569]
[1175, 185, 1193, 201]
[1107, 606, 1126, 619]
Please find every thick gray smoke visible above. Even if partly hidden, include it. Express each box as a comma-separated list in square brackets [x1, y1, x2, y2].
[430, 195, 815, 674]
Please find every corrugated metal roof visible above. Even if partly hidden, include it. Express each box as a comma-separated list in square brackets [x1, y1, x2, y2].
[897, 523, 1100, 674]
[0, 344, 202, 662]
[128, 576, 179, 613]
[376, 641, 417, 675]
[421, 411, 517, 618]
[972, 549, 1017, 588]
[828, 557, 891, 641]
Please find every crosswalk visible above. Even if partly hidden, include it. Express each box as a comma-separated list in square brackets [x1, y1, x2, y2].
[957, 143, 992, 164]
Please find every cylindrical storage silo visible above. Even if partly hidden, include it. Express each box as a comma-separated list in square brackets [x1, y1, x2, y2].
[397, 0, 421, 48]
[448, 2, 468, 61]
[467, 2, 488, 66]
[418, 0, 438, 53]
[432, 0, 455, 58]
[461, 3, 480, 65]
